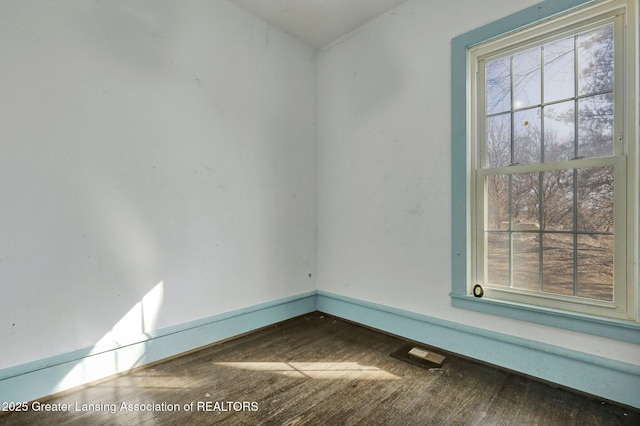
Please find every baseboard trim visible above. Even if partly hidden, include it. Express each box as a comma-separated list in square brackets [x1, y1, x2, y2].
[2, 290, 638, 409]
[0, 291, 317, 404]
[316, 290, 640, 409]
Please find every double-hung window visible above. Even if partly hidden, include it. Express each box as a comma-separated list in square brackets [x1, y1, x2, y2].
[457, 0, 638, 326]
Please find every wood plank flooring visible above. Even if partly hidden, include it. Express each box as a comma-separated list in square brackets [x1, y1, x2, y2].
[1, 313, 638, 425]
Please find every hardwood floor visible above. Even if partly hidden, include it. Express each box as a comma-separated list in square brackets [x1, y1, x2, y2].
[1, 313, 638, 425]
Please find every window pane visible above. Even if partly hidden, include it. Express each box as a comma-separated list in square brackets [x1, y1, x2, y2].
[513, 47, 541, 108]
[485, 113, 511, 167]
[578, 24, 614, 96]
[542, 169, 573, 231]
[486, 57, 511, 114]
[542, 233, 574, 295]
[578, 93, 614, 158]
[487, 174, 509, 230]
[512, 172, 539, 228]
[544, 37, 575, 102]
[577, 234, 613, 301]
[513, 233, 540, 291]
[577, 167, 613, 232]
[487, 232, 509, 286]
[514, 108, 541, 164]
[544, 101, 575, 162]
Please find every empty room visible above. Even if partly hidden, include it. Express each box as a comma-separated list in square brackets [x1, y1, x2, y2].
[1, 0, 639, 424]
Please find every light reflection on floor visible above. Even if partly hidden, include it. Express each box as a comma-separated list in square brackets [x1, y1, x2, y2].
[214, 361, 399, 380]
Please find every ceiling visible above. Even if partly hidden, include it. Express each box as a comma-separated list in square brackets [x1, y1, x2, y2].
[229, 0, 409, 48]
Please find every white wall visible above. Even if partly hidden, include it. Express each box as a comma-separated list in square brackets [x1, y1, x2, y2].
[0, 0, 316, 370]
[3, 0, 638, 386]
[316, 0, 640, 366]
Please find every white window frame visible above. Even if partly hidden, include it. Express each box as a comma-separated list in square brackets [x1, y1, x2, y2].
[467, 0, 637, 321]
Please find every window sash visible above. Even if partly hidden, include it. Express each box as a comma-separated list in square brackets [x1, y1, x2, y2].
[468, 0, 634, 320]
[474, 155, 628, 318]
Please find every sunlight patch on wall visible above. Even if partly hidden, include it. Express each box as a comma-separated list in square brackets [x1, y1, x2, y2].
[53, 281, 165, 393]
[94, 280, 165, 350]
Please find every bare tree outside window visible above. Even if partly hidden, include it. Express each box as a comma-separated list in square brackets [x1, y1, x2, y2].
[483, 24, 615, 302]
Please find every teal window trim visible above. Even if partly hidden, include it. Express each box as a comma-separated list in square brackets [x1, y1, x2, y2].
[450, 0, 640, 344]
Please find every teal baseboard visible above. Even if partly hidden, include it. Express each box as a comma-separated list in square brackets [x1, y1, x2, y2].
[0, 291, 317, 404]
[2, 290, 638, 409]
[316, 291, 640, 409]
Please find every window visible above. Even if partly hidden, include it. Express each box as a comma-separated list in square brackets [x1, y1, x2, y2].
[451, 0, 638, 337]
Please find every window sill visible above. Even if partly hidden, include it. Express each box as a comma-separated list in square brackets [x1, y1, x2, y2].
[450, 292, 640, 344]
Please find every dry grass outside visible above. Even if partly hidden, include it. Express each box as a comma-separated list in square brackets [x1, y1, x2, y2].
[486, 231, 613, 301]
